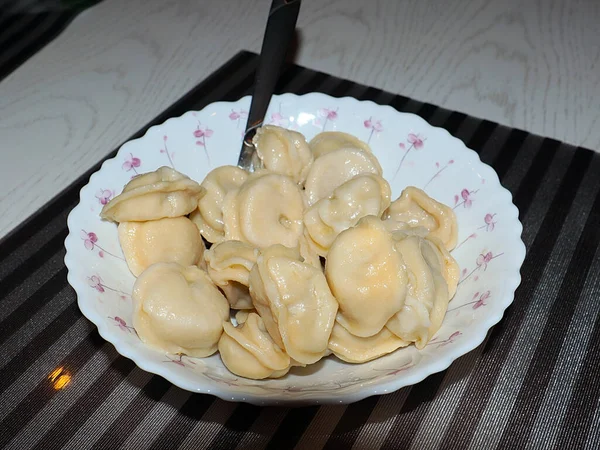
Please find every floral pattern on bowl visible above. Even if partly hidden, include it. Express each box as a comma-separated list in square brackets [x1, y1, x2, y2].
[64, 93, 525, 405]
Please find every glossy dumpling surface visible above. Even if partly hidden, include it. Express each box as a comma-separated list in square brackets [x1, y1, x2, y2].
[304, 147, 383, 206]
[223, 172, 304, 249]
[304, 174, 391, 256]
[101, 166, 204, 222]
[252, 125, 313, 184]
[325, 216, 407, 337]
[309, 131, 372, 159]
[385, 233, 458, 348]
[189, 165, 248, 243]
[234, 309, 256, 325]
[218, 312, 291, 379]
[249, 245, 338, 364]
[297, 233, 322, 269]
[328, 320, 408, 363]
[418, 234, 460, 298]
[383, 186, 458, 250]
[204, 240, 259, 309]
[132, 263, 229, 357]
[118, 217, 205, 277]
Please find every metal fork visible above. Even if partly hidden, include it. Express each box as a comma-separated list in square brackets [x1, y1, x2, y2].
[237, 0, 301, 170]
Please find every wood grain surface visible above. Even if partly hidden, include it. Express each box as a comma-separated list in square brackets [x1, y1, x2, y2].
[0, 0, 598, 239]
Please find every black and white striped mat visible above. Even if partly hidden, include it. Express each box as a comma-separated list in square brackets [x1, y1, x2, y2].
[1, 50, 599, 450]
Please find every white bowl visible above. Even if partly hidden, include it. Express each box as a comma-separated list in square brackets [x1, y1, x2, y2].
[64, 93, 525, 405]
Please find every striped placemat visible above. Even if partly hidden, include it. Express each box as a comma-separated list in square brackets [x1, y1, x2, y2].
[1, 50, 599, 450]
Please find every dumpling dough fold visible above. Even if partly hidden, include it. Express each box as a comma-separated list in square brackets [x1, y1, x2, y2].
[101, 166, 204, 222]
[383, 186, 458, 250]
[328, 321, 408, 363]
[118, 217, 205, 277]
[219, 312, 291, 379]
[385, 232, 459, 349]
[132, 263, 229, 357]
[204, 240, 259, 309]
[249, 245, 338, 365]
[304, 147, 383, 206]
[252, 125, 313, 184]
[325, 216, 407, 337]
[189, 165, 248, 243]
[223, 172, 304, 249]
[304, 174, 391, 256]
[309, 131, 372, 159]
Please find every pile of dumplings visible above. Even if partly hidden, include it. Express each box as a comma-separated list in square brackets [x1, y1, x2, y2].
[100, 125, 460, 380]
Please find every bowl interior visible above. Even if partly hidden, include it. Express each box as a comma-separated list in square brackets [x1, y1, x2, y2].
[65, 93, 524, 404]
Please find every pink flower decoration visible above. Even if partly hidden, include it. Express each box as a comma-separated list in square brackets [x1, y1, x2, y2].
[80, 230, 98, 250]
[88, 275, 105, 293]
[229, 109, 247, 121]
[408, 133, 424, 149]
[318, 108, 338, 120]
[122, 154, 141, 172]
[114, 316, 128, 332]
[461, 189, 473, 208]
[476, 252, 494, 270]
[269, 112, 287, 126]
[95, 189, 113, 205]
[399, 142, 406, 150]
[455, 232, 478, 250]
[110, 316, 134, 333]
[164, 354, 196, 367]
[474, 291, 491, 309]
[484, 213, 497, 231]
[364, 117, 383, 132]
[194, 127, 213, 138]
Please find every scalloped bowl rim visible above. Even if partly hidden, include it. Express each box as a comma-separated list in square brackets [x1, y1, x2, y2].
[64, 92, 526, 405]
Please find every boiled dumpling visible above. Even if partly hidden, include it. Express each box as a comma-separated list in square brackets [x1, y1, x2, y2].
[222, 172, 304, 249]
[328, 320, 408, 363]
[304, 174, 391, 256]
[309, 131, 372, 159]
[189, 165, 248, 243]
[297, 233, 323, 269]
[204, 240, 259, 309]
[101, 166, 204, 222]
[118, 217, 205, 277]
[325, 216, 407, 337]
[383, 186, 458, 250]
[234, 309, 256, 325]
[132, 263, 229, 357]
[249, 244, 338, 365]
[382, 218, 430, 237]
[252, 125, 313, 184]
[418, 234, 460, 298]
[385, 233, 459, 348]
[304, 147, 383, 206]
[218, 312, 291, 379]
